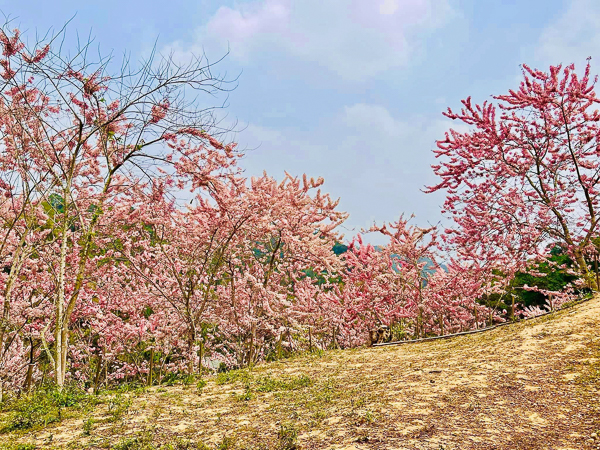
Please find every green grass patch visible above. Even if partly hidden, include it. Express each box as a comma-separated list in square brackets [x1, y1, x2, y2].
[0, 384, 92, 432]
[254, 374, 312, 393]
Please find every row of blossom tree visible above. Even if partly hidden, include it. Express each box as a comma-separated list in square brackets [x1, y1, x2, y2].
[0, 25, 596, 395]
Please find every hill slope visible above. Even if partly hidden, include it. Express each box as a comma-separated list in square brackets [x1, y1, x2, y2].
[3, 297, 600, 450]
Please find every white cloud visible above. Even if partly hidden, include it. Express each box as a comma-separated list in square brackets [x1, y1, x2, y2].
[233, 103, 461, 237]
[171, 0, 456, 81]
[536, 0, 600, 66]
[379, 0, 401, 16]
[203, 0, 290, 63]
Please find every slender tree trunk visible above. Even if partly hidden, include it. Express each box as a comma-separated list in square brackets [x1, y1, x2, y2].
[276, 333, 283, 360]
[147, 349, 154, 387]
[0, 240, 28, 363]
[198, 341, 203, 375]
[594, 254, 600, 290]
[187, 333, 196, 375]
[22, 339, 36, 393]
[332, 326, 338, 349]
[510, 295, 515, 321]
[55, 213, 70, 389]
[93, 353, 104, 394]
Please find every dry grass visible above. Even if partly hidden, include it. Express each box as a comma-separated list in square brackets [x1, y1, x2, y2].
[2, 297, 600, 450]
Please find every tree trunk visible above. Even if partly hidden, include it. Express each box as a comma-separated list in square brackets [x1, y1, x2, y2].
[93, 353, 104, 394]
[0, 239, 28, 365]
[595, 254, 600, 290]
[510, 295, 515, 321]
[55, 215, 70, 389]
[575, 250, 597, 290]
[198, 341, 203, 375]
[22, 339, 36, 393]
[147, 349, 154, 387]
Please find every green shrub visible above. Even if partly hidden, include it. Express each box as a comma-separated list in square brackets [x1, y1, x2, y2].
[1, 385, 87, 432]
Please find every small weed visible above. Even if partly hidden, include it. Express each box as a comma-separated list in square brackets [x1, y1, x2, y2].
[216, 369, 251, 385]
[216, 436, 235, 450]
[107, 428, 209, 450]
[309, 348, 325, 358]
[196, 379, 207, 392]
[82, 416, 95, 435]
[159, 372, 198, 387]
[107, 394, 132, 422]
[277, 423, 299, 450]
[233, 385, 254, 402]
[159, 437, 198, 449]
[112, 436, 147, 450]
[311, 410, 327, 422]
[351, 397, 366, 408]
[110, 429, 156, 449]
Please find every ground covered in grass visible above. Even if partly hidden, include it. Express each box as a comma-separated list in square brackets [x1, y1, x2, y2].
[2, 297, 600, 450]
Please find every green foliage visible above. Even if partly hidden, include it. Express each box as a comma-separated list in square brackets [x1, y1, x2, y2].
[0, 443, 37, 450]
[480, 247, 580, 311]
[253, 374, 312, 393]
[160, 371, 196, 386]
[513, 249, 578, 305]
[216, 369, 252, 385]
[111, 381, 147, 395]
[46, 193, 65, 214]
[389, 321, 411, 342]
[196, 379, 207, 392]
[1, 385, 87, 432]
[332, 241, 348, 255]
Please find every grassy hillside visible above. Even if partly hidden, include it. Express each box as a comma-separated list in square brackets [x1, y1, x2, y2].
[2, 297, 600, 450]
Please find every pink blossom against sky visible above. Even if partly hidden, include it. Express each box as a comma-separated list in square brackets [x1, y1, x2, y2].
[0, 0, 596, 243]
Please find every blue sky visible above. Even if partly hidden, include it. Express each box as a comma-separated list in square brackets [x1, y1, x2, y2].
[2, 0, 599, 243]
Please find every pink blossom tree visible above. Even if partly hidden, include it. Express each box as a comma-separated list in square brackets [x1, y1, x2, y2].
[109, 171, 347, 371]
[0, 24, 238, 388]
[427, 61, 600, 290]
[336, 217, 498, 345]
